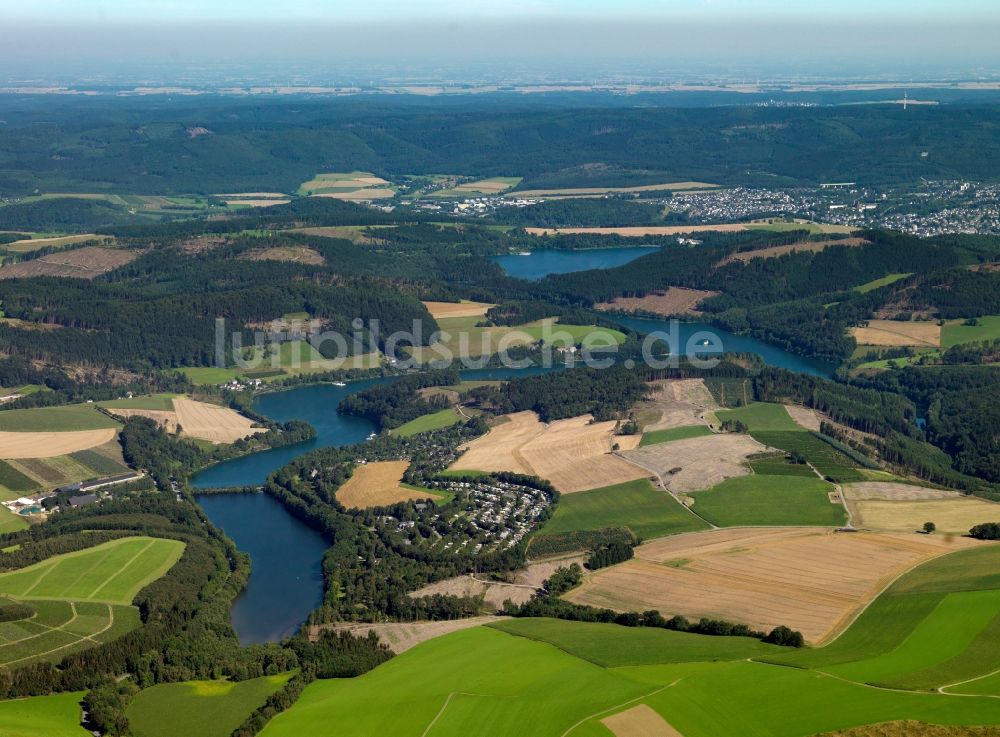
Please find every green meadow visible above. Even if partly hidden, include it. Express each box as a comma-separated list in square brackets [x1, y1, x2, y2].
[690, 474, 846, 527]
[854, 272, 913, 294]
[98, 393, 179, 411]
[535, 478, 708, 542]
[127, 673, 294, 737]
[941, 316, 1000, 348]
[716, 401, 801, 431]
[258, 619, 1000, 737]
[0, 404, 120, 432]
[0, 537, 185, 605]
[0, 691, 89, 737]
[638, 425, 713, 446]
[393, 408, 464, 437]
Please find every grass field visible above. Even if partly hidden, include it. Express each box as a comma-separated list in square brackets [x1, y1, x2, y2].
[535, 478, 708, 542]
[0, 404, 119, 432]
[638, 425, 713, 447]
[127, 673, 294, 737]
[393, 408, 463, 437]
[257, 619, 1000, 737]
[0, 691, 89, 737]
[0, 507, 29, 534]
[0, 460, 38, 493]
[716, 402, 801, 431]
[491, 617, 783, 666]
[941, 316, 1000, 348]
[749, 456, 819, 477]
[0, 537, 185, 605]
[854, 273, 913, 294]
[97, 393, 178, 411]
[753, 431, 865, 482]
[691, 475, 846, 527]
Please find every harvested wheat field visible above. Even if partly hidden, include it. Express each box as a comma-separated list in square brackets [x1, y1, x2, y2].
[312, 189, 395, 201]
[172, 398, 262, 444]
[638, 379, 719, 432]
[450, 411, 647, 493]
[621, 433, 767, 492]
[421, 300, 494, 319]
[336, 460, 441, 509]
[844, 492, 1000, 535]
[0, 247, 138, 280]
[565, 527, 978, 643]
[595, 287, 720, 317]
[105, 408, 178, 433]
[312, 616, 506, 654]
[719, 238, 868, 265]
[850, 320, 941, 347]
[0, 429, 118, 459]
[602, 705, 684, 737]
[224, 198, 290, 207]
[784, 403, 823, 431]
[240, 246, 325, 265]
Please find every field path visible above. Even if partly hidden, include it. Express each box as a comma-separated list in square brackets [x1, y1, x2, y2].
[560, 681, 679, 737]
[1, 603, 116, 668]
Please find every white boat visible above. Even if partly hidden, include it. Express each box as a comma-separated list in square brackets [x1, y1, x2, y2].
[367, 432, 377, 440]
[331, 381, 347, 387]
[516, 251, 532, 256]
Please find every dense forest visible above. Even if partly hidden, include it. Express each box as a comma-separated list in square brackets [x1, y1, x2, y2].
[2, 96, 1000, 194]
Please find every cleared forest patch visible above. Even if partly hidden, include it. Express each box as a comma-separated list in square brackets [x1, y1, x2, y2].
[595, 287, 720, 317]
[0, 247, 138, 280]
[621, 433, 767, 492]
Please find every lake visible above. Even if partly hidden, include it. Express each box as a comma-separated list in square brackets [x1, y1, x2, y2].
[196, 492, 329, 645]
[492, 246, 658, 280]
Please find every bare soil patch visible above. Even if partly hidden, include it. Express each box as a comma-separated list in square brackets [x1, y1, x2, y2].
[336, 460, 440, 509]
[0, 429, 118, 459]
[450, 411, 647, 493]
[409, 554, 587, 611]
[843, 483, 965, 502]
[595, 287, 720, 317]
[239, 246, 324, 265]
[621, 433, 766, 492]
[310, 616, 506, 654]
[602, 705, 684, 737]
[850, 320, 941, 347]
[565, 527, 979, 643]
[637, 379, 719, 432]
[0, 247, 138, 280]
[783, 404, 822, 432]
[421, 300, 495, 319]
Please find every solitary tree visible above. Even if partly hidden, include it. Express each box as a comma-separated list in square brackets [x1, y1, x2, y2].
[923, 521, 936, 534]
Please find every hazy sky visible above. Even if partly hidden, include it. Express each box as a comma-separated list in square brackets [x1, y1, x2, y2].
[1, 0, 998, 82]
[4, 0, 998, 21]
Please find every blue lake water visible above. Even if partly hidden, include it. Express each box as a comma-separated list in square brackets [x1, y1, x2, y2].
[492, 246, 659, 280]
[196, 492, 330, 645]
